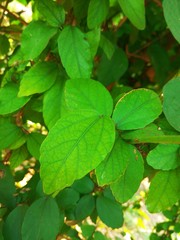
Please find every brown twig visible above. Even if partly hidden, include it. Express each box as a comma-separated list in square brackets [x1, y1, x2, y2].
[125, 45, 150, 62]
[113, 16, 127, 31]
[152, 0, 162, 7]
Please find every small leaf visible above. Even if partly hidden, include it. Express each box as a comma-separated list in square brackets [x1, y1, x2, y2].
[65, 79, 113, 116]
[72, 176, 94, 194]
[56, 188, 80, 209]
[99, 35, 115, 60]
[58, 26, 92, 79]
[0, 83, 30, 115]
[96, 137, 130, 186]
[112, 89, 162, 130]
[96, 196, 123, 228]
[118, 0, 146, 30]
[110, 147, 144, 203]
[86, 28, 101, 59]
[10, 145, 29, 170]
[146, 169, 180, 212]
[147, 144, 180, 170]
[75, 194, 95, 220]
[87, 0, 109, 29]
[37, 0, 65, 27]
[163, 77, 180, 132]
[21, 197, 61, 240]
[21, 21, 57, 60]
[0, 35, 10, 55]
[27, 132, 46, 159]
[163, 0, 180, 43]
[40, 111, 115, 194]
[18, 62, 58, 97]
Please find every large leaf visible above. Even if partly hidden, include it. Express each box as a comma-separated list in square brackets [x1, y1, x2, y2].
[110, 147, 144, 203]
[21, 21, 57, 60]
[118, 0, 145, 30]
[37, 0, 65, 27]
[163, 0, 180, 43]
[163, 77, 180, 132]
[65, 79, 113, 116]
[18, 62, 58, 97]
[40, 111, 115, 194]
[58, 26, 92, 79]
[112, 89, 162, 130]
[147, 144, 180, 171]
[146, 169, 180, 212]
[96, 137, 130, 186]
[43, 79, 66, 129]
[0, 83, 30, 115]
[21, 197, 60, 240]
[87, 0, 109, 29]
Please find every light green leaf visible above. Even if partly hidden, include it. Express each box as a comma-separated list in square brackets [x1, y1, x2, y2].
[163, 0, 180, 43]
[65, 79, 113, 116]
[96, 137, 130, 186]
[40, 111, 115, 194]
[37, 0, 65, 27]
[163, 77, 180, 132]
[110, 147, 144, 203]
[147, 144, 180, 170]
[99, 35, 115, 60]
[58, 26, 92, 79]
[18, 62, 58, 97]
[87, 0, 109, 29]
[21, 197, 60, 240]
[86, 28, 101, 59]
[146, 169, 180, 212]
[21, 21, 57, 60]
[112, 89, 162, 130]
[96, 196, 123, 228]
[118, 0, 145, 30]
[0, 83, 30, 115]
[43, 79, 66, 129]
[10, 145, 29, 170]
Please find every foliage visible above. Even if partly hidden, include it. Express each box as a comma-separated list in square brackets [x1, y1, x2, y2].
[0, 0, 180, 239]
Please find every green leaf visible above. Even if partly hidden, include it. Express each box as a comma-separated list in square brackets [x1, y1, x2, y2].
[43, 79, 66, 129]
[72, 176, 94, 194]
[40, 111, 115, 194]
[9, 145, 29, 170]
[112, 89, 162, 130]
[96, 137, 130, 186]
[18, 62, 58, 97]
[110, 147, 144, 203]
[21, 197, 61, 240]
[21, 21, 57, 60]
[96, 196, 123, 228]
[37, 0, 65, 27]
[97, 48, 128, 86]
[163, 77, 180, 132]
[27, 132, 46, 160]
[99, 35, 115, 60]
[65, 79, 113, 116]
[87, 0, 109, 29]
[81, 224, 95, 239]
[3, 205, 28, 240]
[75, 194, 95, 220]
[93, 231, 109, 240]
[0, 83, 30, 115]
[118, 0, 146, 30]
[56, 188, 80, 209]
[58, 26, 92, 79]
[86, 28, 101, 59]
[163, 0, 180, 43]
[0, 35, 10, 55]
[0, 118, 25, 151]
[146, 169, 180, 212]
[147, 144, 180, 170]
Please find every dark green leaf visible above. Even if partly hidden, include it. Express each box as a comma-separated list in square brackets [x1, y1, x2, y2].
[18, 62, 58, 97]
[27, 132, 46, 159]
[10, 145, 29, 170]
[81, 224, 95, 239]
[0, 35, 10, 55]
[56, 188, 80, 209]
[72, 176, 94, 194]
[75, 194, 95, 220]
[40, 111, 115, 194]
[99, 35, 115, 60]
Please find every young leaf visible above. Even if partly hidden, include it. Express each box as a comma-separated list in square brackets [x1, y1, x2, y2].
[163, 0, 180, 43]
[147, 144, 180, 171]
[37, 0, 65, 27]
[118, 0, 146, 30]
[65, 78, 113, 116]
[18, 62, 58, 97]
[96, 196, 123, 228]
[87, 0, 109, 29]
[40, 111, 115, 195]
[163, 77, 180, 132]
[21, 21, 57, 60]
[110, 147, 144, 203]
[27, 132, 46, 159]
[146, 169, 180, 213]
[112, 89, 162, 130]
[0, 83, 30, 115]
[58, 26, 92, 79]
[96, 137, 130, 186]
[21, 197, 61, 240]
